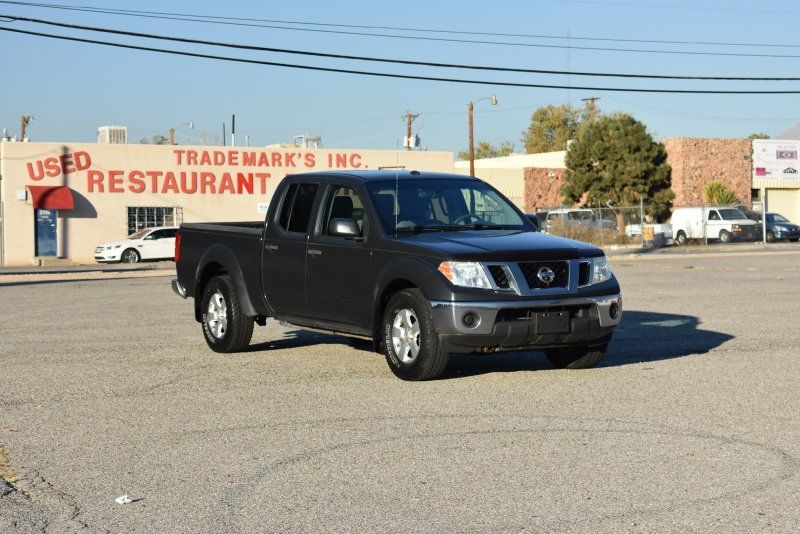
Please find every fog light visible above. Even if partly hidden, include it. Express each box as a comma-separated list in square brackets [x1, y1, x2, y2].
[462, 312, 479, 328]
[609, 303, 619, 320]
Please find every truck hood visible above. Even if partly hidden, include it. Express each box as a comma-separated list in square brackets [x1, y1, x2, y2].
[400, 230, 603, 261]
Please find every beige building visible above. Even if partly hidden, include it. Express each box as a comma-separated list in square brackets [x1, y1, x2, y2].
[0, 141, 454, 266]
[453, 151, 566, 209]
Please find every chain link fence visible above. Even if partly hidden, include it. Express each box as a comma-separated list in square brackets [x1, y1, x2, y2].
[533, 201, 765, 247]
[533, 201, 667, 247]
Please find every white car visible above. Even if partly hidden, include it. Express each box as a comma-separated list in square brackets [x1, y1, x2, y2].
[94, 226, 178, 263]
[670, 207, 760, 245]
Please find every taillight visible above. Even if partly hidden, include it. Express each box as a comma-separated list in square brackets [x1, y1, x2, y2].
[174, 230, 181, 263]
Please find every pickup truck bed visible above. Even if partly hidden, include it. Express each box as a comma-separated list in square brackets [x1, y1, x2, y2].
[172, 170, 622, 380]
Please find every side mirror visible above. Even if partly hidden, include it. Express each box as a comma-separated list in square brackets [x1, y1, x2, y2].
[329, 218, 361, 238]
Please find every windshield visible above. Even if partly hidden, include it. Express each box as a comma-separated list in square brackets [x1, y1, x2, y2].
[128, 229, 151, 239]
[767, 213, 790, 223]
[718, 209, 747, 221]
[367, 179, 527, 233]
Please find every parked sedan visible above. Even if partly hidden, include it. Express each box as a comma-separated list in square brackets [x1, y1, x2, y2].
[94, 226, 179, 263]
[744, 212, 800, 242]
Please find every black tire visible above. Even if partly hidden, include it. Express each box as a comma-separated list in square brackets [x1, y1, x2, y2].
[718, 230, 732, 244]
[766, 231, 776, 243]
[382, 288, 449, 381]
[790, 238, 799, 242]
[545, 345, 606, 369]
[121, 248, 140, 263]
[675, 231, 688, 246]
[200, 275, 254, 353]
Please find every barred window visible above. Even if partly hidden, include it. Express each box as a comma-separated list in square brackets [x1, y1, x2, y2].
[127, 206, 183, 235]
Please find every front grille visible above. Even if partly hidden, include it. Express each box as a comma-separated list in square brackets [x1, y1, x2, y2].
[518, 261, 569, 289]
[578, 260, 591, 286]
[487, 265, 510, 289]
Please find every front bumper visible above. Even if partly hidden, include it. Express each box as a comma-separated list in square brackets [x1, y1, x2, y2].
[430, 294, 621, 353]
[94, 248, 122, 262]
[774, 229, 800, 240]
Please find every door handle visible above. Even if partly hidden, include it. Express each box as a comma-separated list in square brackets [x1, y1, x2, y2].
[264, 244, 279, 251]
[307, 249, 322, 256]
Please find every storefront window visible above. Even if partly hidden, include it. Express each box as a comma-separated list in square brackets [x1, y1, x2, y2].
[127, 206, 183, 235]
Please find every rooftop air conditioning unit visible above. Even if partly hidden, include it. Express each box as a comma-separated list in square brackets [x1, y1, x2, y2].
[98, 125, 128, 144]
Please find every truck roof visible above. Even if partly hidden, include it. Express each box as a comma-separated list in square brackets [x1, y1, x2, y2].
[284, 170, 474, 182]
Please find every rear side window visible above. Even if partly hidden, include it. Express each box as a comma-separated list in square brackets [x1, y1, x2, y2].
[277, 183, 319, 234]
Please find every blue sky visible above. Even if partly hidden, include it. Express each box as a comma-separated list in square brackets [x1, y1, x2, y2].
[2, 0, 800, 152]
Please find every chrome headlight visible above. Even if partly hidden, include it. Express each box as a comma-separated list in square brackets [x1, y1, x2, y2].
[107, 245, 121, 250]
[593, 256, 613, 284]
[438, 261, 492, 289]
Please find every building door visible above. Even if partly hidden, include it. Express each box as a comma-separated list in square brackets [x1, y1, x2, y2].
[34, 209, 58, 257]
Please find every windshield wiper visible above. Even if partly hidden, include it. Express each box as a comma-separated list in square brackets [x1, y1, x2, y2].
[395, 225, 451, 233]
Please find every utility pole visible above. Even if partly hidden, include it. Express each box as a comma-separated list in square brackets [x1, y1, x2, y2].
[169, 128, 175, 145]
[468, 101, 475, 176]
[404, 112, 419, 151]
[580, 97, 600, 121]
[467, 95, 497, 177]
[222, 123, 226, 147]
[20, 114, 33, 141]
[231, 114, 236, 147]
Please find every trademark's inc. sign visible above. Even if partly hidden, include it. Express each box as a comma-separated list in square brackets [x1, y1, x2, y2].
[26, 149, 366, 195]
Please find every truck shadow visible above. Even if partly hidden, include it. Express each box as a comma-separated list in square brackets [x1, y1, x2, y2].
[443, 310, 734, 379]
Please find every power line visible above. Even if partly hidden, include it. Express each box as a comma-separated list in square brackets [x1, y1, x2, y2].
[4, 0, 800, 49]
[551, 0, 800, 15]
[6, 14, 800, 81]
[5, 26, 800, 94]
[4, 1, 800, 58]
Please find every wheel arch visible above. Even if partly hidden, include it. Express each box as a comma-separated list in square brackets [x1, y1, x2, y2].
[194, 245, 258, 321]
[371, 257, 442, 342]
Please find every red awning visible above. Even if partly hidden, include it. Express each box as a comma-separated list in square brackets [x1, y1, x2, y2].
[26, 186, 75, 210]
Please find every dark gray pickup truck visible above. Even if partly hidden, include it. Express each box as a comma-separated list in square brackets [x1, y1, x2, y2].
[172, 170, 622, 380]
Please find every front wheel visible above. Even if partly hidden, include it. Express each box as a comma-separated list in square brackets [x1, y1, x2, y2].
[201, 275, 254, 353]
[718, 230, 732, 244]
[766, 231, 776, 243]
[382, 289, 449, 381]
[121, 248, 140, 263]
[545, 346, 606, 369]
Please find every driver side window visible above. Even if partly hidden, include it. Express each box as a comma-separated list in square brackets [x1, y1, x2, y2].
[321, 185, 365, 237]
[708, 210, 721, 221]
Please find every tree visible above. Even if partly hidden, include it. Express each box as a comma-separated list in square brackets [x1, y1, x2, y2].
[458, 140, 515, 160]
[562, 113, 673, 221]
[139, 135, 171, 145]
[747, 132, 770, 139]
[702, 180, 740, 205]
[522, 101, 601, 154]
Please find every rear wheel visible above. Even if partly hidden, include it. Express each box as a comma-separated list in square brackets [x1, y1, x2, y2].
[675, 231, 688, 246]
[382, 289, 449, 381]
[201, 275, 254, 353]
[545, 346, 606, 369]
[121, 248, 140, 263]
[718, 230, 732, 244]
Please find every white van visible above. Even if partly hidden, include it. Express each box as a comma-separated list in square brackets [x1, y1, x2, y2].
[670, 207, 760, 245]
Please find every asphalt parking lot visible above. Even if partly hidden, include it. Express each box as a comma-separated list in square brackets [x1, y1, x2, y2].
[1, 250, 799, 532]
